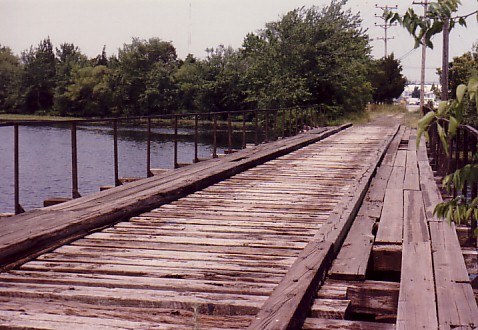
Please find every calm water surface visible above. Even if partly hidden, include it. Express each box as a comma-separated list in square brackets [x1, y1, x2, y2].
[0, 123, 251, 213]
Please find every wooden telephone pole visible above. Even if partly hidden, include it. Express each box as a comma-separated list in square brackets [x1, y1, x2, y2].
[375, 5, 398, 58]
[413, 0, 429, 112]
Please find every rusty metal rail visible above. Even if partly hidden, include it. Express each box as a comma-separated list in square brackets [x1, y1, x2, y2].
[1, 106, 326, 215]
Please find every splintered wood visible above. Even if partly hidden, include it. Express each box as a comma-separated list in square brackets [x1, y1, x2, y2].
[0, 123, 396, 329]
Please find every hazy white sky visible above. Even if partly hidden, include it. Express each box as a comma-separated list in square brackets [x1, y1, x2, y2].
[1, 0, 477, 82]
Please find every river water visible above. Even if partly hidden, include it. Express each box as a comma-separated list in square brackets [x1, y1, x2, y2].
[0, 123, 251, 213]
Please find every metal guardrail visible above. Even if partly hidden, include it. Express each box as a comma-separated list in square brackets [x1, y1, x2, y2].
[1, 106, 326, 214]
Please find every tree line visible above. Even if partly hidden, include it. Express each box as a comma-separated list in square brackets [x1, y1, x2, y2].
[0, 1, 406, 118]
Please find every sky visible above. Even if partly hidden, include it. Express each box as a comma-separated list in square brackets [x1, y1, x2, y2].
[1, 0, 477, 83]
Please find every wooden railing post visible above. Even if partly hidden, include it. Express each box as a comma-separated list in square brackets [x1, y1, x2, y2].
[71, 122, 81, 198]
[265, 110, 269, 143]
[14, 124, 24, 214]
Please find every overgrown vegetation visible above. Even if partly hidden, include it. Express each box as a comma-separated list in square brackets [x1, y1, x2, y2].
[0, 0, 406, 119]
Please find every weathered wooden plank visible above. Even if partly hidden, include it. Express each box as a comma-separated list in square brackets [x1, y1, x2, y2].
[403, 150, 420, 191]
[396, 241, 438, 330]
[394, 150, 407, 167]
[302, 318, 396, 330]
[0, 270, 276, 296]
[403, 190, 429, 244]
[418, 159, 443, 220]
[310, 298, 351, 319]
[346, 280, 399, 316]
[387, 166, 405, 190]
[0, 298, 254, 329]
[371, 244, 402, 273]
[429, 221, 478, 328]
[0, 282, 266, 316]
[375, 189, 403, 245]
[329, 215, 376, 280]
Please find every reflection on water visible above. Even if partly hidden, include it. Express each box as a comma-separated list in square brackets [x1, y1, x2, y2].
[0, 123, 255, 213]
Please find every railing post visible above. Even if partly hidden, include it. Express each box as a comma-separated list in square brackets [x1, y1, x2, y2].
[113, 119, 120, 186]
[228, 112, 233, 153]
[147, 118, 153, 177]
[242, 111, 246, 149]
[14, 124, 24, 214]
[71, 122, 81, 198]
[295, 107, 299, 135]
[255, 110, 259, 145]
[289, 108, 292, 137]
[265, 110, 269, 143]
[273, 110, 277, 140]
[194, 114, 199, 163]
[213, 114, 218, 158]
[174, 115, 178, 169]
[281, 108, 285, 139]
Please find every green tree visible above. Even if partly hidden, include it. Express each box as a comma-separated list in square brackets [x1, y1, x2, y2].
[0, 45, 21, 112]
[62, 65, 113, 117]
[240, 0, 373, 115]
[19, 37, 57, 113]
[113, 38, 179, 115]
[54, 43, 89, 115]
[369, 54, 407, 104]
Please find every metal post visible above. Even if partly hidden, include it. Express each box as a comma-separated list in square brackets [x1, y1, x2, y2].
[289, 108, 292, 136]
[281, 109, 285, 139]
[71, 122, 81, 198]
[295, 108, 298, 135]
[228, 112, 232, 153]
[147, 118, 152, 177]
[194, 114, 199, 163]
[273, 110, 277, 140]
[113, 120, 120, 186]
[14, 124, 24, 214]
[265, 111, 269, 143]
[255, 110, 259, 145]
[213, 114, 218, 158]
[242, 111, 246, 149]
[174, 115, 178, 168]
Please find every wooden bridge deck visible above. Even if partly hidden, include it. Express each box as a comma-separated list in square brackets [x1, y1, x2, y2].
[0, 116, 476, 329]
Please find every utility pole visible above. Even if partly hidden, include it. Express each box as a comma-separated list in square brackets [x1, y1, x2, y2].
[413, 0, 428, 113]
[375, 5, 397, 58]
[442, 19, 450, 101]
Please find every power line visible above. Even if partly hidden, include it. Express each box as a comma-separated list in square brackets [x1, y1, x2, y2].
[375, 4, 397, 58]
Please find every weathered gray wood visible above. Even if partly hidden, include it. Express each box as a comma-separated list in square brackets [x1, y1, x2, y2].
[248, 125, 399, 330]
[375, 189, 403, 245]
[403, 190, 429, 243]
[429, 221, 478, 328]
[310, 299, 351, 319]
[329, 215, 376, 280]
[302, 318, 396, 330]
[396, 241, 438, 330]
[346, 280, 399, 316]
[371, 244, 402, 273]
